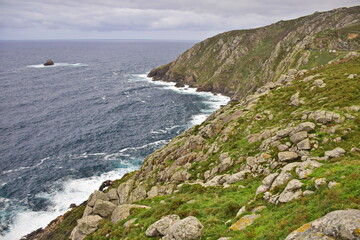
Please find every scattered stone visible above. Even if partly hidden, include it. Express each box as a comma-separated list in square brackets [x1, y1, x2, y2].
[278, 179, 303, 203]
[230, 214, 260, 231]
[167, 216, 203, 240]
[92, 200, 117, 218]
[70, 215, 103, 240]
[271, 172, 293, 190]
[145, 215, 180, 237]
[303, 190, 315, 196]
[252, 206, 266, 213]
[290, 131, 308, 143]
[297, 138, 311, 150]
[111, 204, 150, 223]
[309, 110, 344, 124]
[123, 218, 137, 228]
[278, 151, 299, 162]
[328, 181, 340, 189]
[236, 206, 246, 217]
[315, 178, 327, 189]
[294, 122, 316, 133]
[217, 238, 231, 240]
[324, 147, 345, 159]
[278, 144, 289, 151]
[350, 147, 360, 153]
[312, 79, 326, 88]
[285, 209, 360, 240]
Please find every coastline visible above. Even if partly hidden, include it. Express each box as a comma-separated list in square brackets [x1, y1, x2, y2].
[6, 73, 229, 240]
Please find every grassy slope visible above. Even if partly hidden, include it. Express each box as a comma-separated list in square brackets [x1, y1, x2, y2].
[85, 56, 360, 240]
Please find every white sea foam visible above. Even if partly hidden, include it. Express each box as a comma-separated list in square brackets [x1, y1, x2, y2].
[133, 74, 230, 126]
[2, 167, 134, 240]
[1, 157, 50, 175]
[26, 63, 88, 68]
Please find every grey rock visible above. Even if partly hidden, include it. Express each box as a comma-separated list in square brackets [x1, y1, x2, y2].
[297, 139, 311, 150]
[82, 205, 93, 217]
[295, 122, 316, 132]
[328, 181, 340, 189]
[70, 215, 103, 240]
[276, 127, 294, 138]
[111, 204, 150, 223]
[117, 179, 135, 204]
[290, 131, 308, 143]
[230, 214, 260, 231]
[145, 215, 180, 237]
[236, 206, 246, 217]
[167, 216, 203, 240]
[278, 151, 299, 162]
[303, 190, 315, 196]
[315, 178, 327, 189]
[271, 172, 293, 190]
[87, 190, 109, 207]
[92, 199, 117, 218]
[324, 147, 345, 159]
[123, 218, 137, 228]
[278, 144, 289, 151]
[224, 170, 250, 184]
[278, 179, 303, 203]
[285, 209, 360, 240]
[309, 110, 344, 124]
[147, 186, 159, 198]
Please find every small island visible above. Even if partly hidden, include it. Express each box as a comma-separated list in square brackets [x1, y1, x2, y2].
[43, 59, 54, 66]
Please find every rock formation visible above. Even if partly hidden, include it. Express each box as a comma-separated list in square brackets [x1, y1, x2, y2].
[43, 59, 54, 66]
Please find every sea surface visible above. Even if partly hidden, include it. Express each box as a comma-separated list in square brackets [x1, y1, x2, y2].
[0, 40, 229, 239]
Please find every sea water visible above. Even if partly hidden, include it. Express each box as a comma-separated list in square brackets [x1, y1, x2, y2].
[0, 40, 229, 239]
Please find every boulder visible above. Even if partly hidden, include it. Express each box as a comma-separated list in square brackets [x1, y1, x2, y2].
[285, 209, 360, 240]
[315, 178, 327, 189]
[167, 216, 203, 240]
[43, 59, 54, 66]
[278, 179, 303, 203]
[111, 204, 150, 223]
[70, 215, 103, 240]
[297, 139, 311, 150]
[145, 215, 180, 237]
[271, 172, 293, 190]
[117, 180, 135, 204]
[230, 214, 260, 231]
[309, 110, 344, 124]
[278, 152, 299, 162]
[324, 147, 345, 159]
[224, 170, 250, 184]
[87, 190, 109, 207]
[92, 200, 117, 218]
[290, 131, 308, 143]
[294, 122, 316, 133]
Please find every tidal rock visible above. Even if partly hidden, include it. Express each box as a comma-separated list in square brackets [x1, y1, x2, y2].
[70, 215, 103, 240]
[43, 59, 54, 66]
[285, 209, 360, 240]
[167, 216, 203, 240]
[145, 215, 180, 237]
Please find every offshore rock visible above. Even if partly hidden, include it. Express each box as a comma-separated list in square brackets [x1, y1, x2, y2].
[285, 209, 360, 240]
[43, 59, 54, 66]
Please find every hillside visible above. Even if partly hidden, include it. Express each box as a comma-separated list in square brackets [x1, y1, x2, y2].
[23, 6, 360, 240]
[148, 6, 360, 100]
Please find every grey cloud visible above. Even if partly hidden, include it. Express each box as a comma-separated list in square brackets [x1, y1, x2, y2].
[0, 0, 358, 40]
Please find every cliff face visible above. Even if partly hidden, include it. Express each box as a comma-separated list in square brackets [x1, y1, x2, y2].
[23, 6, 360, 240]
[148, 6, 360, 100]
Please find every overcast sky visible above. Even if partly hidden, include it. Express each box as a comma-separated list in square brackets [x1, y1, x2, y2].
[0, 0, 358, 40]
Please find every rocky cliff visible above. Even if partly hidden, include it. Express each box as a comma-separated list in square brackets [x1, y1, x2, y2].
[148, 6, 360, 100]
[23, 6, 360, 240]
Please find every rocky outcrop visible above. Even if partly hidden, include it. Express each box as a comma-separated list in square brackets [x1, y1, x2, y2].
[70, 215, 102, 240]
[148, 7, 360, 100]
[285, 209, 360, 240]
[146, 215, 203, 239]
[43, 59, 54, 66]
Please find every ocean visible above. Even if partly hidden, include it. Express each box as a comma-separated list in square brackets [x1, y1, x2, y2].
[0, 40, 229, 239]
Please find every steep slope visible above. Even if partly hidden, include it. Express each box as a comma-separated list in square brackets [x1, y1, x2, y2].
[148, 6, 360, 100]
[22, 6, 360, 240]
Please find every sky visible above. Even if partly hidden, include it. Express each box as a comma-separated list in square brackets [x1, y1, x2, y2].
[0, 0, 358, 40]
